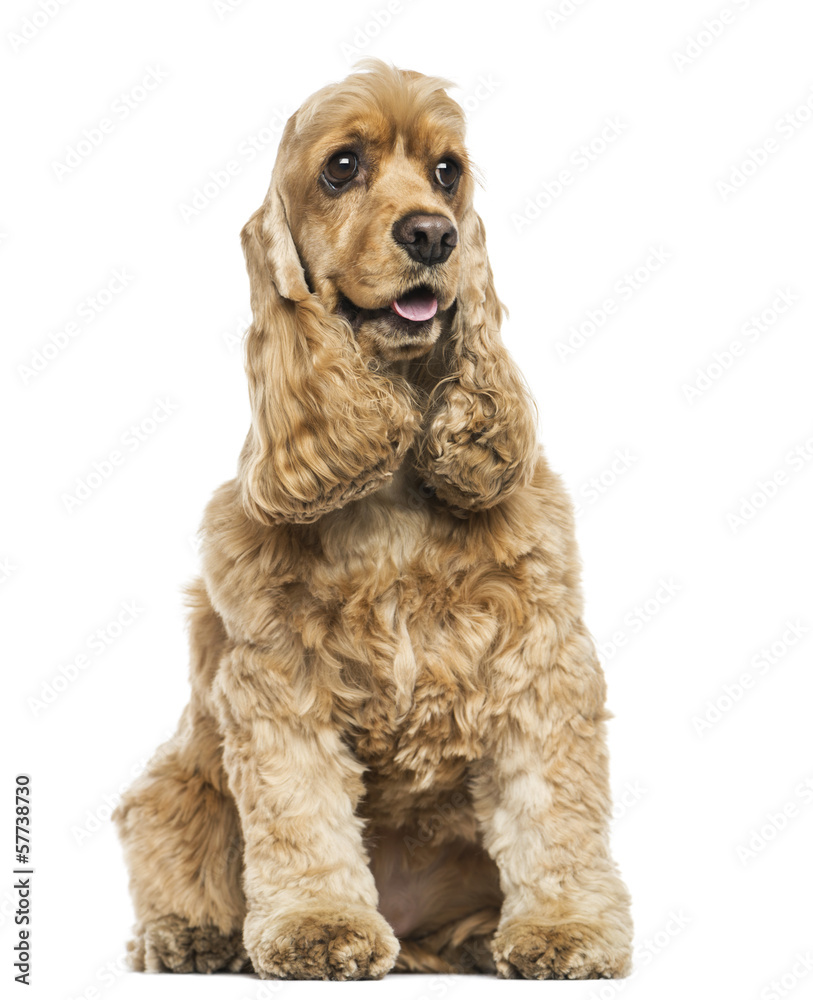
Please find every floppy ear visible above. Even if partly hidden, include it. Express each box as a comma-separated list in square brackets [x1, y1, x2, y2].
[238, 189, 419, 525]
[414, 208, 538, 514]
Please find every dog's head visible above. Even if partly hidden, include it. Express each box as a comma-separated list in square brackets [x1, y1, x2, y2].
[243, 60, 478, 362]
[238, 62, 537, 525]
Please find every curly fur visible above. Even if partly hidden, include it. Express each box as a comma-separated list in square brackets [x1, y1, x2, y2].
[114, 60, 633, 980]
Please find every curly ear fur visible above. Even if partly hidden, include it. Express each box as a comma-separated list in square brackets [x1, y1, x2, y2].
[238, 192, 419, 526]
[414, 209, 538, 514]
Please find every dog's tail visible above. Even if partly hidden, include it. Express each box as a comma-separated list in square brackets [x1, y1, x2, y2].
[395, 907, 499, 974]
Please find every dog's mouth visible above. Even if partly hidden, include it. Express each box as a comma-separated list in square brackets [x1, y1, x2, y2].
[336, 283, 443, 337]
[391, 286, 438, 323]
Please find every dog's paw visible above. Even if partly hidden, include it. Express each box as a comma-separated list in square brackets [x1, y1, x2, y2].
[135, 914, 250, 973]
[245, 904, 399, 980]
[492, 919, 632, 980]
[417, 383, 532, 514]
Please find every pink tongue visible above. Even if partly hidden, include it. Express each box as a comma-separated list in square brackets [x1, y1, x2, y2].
[392, 290, 438, 322]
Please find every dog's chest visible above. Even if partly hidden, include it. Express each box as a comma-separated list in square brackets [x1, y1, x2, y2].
[309, 481, 501, 781]
[340, 589, 490, 784]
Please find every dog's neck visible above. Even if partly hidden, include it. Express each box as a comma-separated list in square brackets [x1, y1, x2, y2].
[380, 357, 412, 381]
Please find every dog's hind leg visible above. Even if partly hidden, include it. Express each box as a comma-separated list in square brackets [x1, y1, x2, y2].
[113, 583, 248, 973]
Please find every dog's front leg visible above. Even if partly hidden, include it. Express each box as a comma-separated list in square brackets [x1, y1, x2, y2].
[473, 622, 633, 980]
[213, 643, 398, 980]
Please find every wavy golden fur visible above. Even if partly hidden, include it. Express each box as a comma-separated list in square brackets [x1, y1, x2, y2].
[114, 60, 633, 980]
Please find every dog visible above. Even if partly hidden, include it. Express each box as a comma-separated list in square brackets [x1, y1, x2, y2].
[114, 59, 633, 980]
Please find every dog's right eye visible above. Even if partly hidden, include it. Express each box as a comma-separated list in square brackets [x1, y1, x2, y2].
[323, 152, 359, 188]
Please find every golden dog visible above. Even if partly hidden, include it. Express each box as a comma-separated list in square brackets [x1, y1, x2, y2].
[114, 60, 633, 980]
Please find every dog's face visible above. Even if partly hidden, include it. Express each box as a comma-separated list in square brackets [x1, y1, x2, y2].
[239, 63, 538, 526]
[271, 66, 475, 361]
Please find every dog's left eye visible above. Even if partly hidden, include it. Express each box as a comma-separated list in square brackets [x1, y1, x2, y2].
[434, 159, 459, 189]
[323, 151, 359, 188]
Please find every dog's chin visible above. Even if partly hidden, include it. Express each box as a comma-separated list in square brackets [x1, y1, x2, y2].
[356, 311, 442, 361]
[335, 289, 447, 362]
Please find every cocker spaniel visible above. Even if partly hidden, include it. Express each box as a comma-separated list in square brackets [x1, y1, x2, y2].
[114, 60, 633, 980]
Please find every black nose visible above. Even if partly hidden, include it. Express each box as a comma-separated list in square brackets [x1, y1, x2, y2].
[392, 213, 458, 266]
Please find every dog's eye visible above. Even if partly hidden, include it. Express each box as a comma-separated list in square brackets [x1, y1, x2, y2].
[434, 159, 459, 189]
[323, 151, 359, 187]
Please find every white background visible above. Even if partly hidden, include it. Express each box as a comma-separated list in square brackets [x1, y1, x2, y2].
[2, 1, 812, 998]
